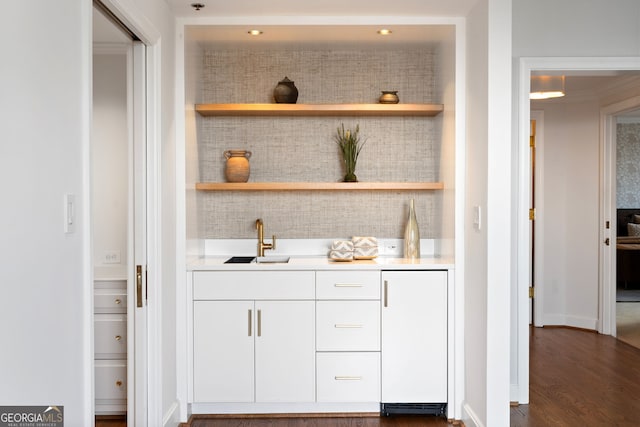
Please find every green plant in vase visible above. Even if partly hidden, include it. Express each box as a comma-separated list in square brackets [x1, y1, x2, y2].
[334, 123, 367, 182]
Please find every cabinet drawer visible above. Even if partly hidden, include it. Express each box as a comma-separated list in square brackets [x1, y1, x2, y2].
[95, 289, 127, 313]
[95, 359, 127, 400]
[193, 271, 315, 300]
[316, 271, 380, 300]
[317, 352, 380, 402]
[95, 314, 127, 358]
[316, 301, 380, 351]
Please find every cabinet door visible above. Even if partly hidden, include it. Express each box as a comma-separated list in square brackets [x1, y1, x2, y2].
[193, 300, 255, 402]
[255, 300, 315, 402]
[381, 271, 447, 403]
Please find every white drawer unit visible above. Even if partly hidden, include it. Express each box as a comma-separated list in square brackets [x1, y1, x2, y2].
[315, 270, 381, 404]
[316, 300, 380, 351]
[94, 289, 127, 314]
[316, 352, 380, 402]
[94, 279, 127, 415]
[316, 271, 380, 300]
[94, 314, 127, 358]
[95, 359, 127, 400]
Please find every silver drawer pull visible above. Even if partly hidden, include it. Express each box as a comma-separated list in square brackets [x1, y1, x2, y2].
[114, 298, 122, 305]
[334, 283, 364, 288]
[334, 324, 363, 328]
[335, 376, 362, 381]
[115, 335, 122, 341]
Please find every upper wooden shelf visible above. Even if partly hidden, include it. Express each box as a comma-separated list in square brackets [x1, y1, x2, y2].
[195, 182, 444, 191]
[195, 103, 444, 117]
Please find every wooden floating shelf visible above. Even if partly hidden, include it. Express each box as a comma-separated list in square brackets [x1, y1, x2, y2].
[195, 103, 443, 117]
[195, 182, 445, 191]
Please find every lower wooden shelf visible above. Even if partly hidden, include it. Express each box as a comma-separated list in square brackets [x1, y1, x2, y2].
[195, 182, 444, 191]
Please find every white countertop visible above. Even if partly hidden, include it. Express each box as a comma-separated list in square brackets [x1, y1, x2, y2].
[188, 255, 454, 271]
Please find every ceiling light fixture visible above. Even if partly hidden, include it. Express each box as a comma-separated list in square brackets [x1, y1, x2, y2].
[530, 75, 565, 100]
[248, 29, 263, 36]
[377, 29, 392, 36]
[190, 3, 204, 11]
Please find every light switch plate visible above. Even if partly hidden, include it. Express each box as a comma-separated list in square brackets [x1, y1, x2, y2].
[64, 194, 75, 234]
[473, 205, 482, 231]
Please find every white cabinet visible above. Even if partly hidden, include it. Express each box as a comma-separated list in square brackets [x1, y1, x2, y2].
[94, 279, 127, 415]
[381, 270, 447, 403]
[192, 271, 315, 403]
[315, 270, 381, 403]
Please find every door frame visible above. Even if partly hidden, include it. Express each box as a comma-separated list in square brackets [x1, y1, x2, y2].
[516, 57, 640, 404]
[600, 95, 640, 337]
[530, 110, 544, 328]
[93, 0, 161, 424]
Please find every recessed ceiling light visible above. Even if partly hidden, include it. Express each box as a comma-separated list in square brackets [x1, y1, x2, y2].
[248, 30, 263, 36]
[190, 3, 204, 11]
[377, 29, 392, 36]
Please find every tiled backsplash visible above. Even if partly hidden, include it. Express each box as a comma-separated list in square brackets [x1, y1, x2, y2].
[197, 46, 443, 239]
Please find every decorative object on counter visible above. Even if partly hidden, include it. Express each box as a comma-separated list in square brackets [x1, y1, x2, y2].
[223, 150, 252, 183]
[403, 199, 421, 259]
[334, 123, 367, 182]
[273, 76, 299, 103]
[352, 236, 379, 259]
[329, 240, 354, 261]
[379, 90, 399, 104]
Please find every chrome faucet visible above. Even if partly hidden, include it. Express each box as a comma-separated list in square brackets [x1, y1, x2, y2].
[255, 218, 276, 257]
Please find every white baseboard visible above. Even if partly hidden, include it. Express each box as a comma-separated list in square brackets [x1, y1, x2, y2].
[462, 401, 484, 427]
[510, 383, 520, 403]
[163, 400, 181, 427]
[542, 314, 597, 330]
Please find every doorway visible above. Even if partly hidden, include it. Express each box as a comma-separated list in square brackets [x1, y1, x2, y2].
[516, 57, 640, 406]
[92, 4, 149, 426]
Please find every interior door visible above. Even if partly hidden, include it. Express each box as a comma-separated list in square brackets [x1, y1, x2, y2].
[129, 40, 148, 427]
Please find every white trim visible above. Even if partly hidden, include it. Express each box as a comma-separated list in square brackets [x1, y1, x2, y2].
[83, 0, 95, 424]
[162, 400, 181, 427]
[531, 110, 544, 329]
[98, 0, 160, 45]
[540, 314, 598, 330]
[190, 402, 380, 414]
[461, 401, 484, 427]
[145, 40, 163, 427]
[453, 18, 466, 422]
[516, 56, 640, 407]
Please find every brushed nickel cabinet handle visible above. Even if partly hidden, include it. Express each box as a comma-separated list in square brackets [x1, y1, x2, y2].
[257, 309, 262, 337]
[334, 324, 363, 328]
[334, 283, 364, 288]
[114, 298, 122, 305]
[248, 309, 252, 336]
[335, 376, 362, 381]
[384, 280, 388, 307]
[115, 335, 122, 341]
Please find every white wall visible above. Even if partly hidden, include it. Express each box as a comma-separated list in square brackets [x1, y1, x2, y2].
[0, 1, 93, 425]
[463, 0, 489, 423]
[93, 52, 129, 279]
[532, 99, 600, 328]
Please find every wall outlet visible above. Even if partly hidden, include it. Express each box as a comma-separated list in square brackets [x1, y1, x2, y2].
[104, 250, 121, 264]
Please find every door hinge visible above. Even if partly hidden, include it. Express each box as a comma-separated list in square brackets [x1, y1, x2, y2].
[529, 208, 536, 220]
[529, 287, 534, 298]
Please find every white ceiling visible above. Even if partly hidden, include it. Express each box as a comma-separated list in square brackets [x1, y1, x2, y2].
[169, 0, 479, 19]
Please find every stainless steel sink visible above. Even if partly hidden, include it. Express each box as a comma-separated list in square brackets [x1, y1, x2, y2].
[255, 256, 290, 263]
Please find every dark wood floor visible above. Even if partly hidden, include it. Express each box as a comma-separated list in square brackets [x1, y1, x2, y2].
[97, 327, 640, 427]
[510, 326, 640, 426]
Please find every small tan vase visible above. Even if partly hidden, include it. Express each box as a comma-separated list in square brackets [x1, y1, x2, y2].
[224, 150, 252, 182]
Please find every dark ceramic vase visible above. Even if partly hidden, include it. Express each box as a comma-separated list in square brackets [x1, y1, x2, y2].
[273, 76, 298, 103]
